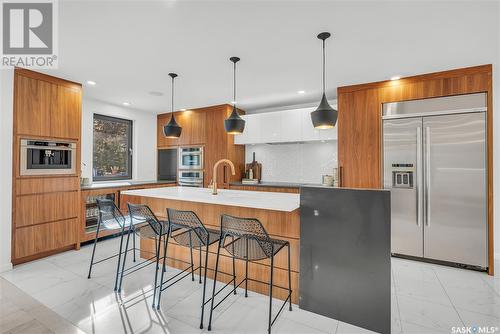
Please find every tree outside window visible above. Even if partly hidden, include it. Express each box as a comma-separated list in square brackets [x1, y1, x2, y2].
[93, 114, 133, 181]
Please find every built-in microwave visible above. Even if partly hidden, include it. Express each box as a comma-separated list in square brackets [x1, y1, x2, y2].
[20, 139, 76, 176]
[178, 147, 203, 170]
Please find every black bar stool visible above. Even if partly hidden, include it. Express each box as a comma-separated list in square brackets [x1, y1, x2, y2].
[207, 214, 292, 333]
[155, 208, 220, 329]
[119, 203, 171, 307]
[87, 198, 142, 291]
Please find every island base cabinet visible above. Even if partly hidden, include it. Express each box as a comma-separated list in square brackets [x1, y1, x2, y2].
[141, 239, 299, 303]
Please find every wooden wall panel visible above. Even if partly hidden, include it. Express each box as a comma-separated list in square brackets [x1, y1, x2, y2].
[16, 177, 79, 195]
[337, 64, 494, 275]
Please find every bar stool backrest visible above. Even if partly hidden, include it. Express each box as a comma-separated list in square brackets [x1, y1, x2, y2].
[127, 203, 162, 236]
[96, 198, 126, 228]
[220, 214, 273, 258]
[167, 208, 209, 245]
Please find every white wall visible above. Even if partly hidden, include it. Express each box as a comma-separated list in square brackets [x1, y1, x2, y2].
[494, 3, 500, 274]
[245, 141, 337, 184]
[81, 98, 157, 182]
[0, 69, 14, 272]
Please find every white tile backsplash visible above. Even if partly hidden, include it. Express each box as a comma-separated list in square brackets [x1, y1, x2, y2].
[245, 141, 337, 184]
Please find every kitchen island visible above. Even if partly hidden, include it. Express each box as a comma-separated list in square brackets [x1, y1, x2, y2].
[120, 186, 300, 302]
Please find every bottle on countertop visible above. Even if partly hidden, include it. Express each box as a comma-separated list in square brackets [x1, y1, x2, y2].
[249, 168, 253, 180]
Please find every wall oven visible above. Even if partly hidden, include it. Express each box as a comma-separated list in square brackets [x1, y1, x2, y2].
[20, 139, 76, 176]
[178, 170, 203, 187]
[178, 147, 203, 170]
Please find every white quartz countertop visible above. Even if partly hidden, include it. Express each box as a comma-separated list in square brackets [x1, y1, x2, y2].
[121, 186, 300, 212]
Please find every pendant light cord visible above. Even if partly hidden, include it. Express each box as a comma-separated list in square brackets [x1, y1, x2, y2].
[171, 75, 174, 113]
[233, 61, 237, 106]
[322, 38, 326, 94]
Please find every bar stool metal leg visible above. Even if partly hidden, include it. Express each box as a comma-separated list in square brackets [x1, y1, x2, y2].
[151, 231, 163, 308]
[156, 225, 171, 309]
[268, 245, 274, 334]
[132, 228, 136, 262]
[198, 245, 202, 284]
[232, 236, 236, 295]
[245, 238, 249, 297]
[287, 243, 292, 311]
[117, 224, 133, 293]
[87, 218, 102, 279]
[189, 231, 195, 281]
[207, 238, 222, 331]
[200, 242, 210, 329]
[113, 225, 127, 291]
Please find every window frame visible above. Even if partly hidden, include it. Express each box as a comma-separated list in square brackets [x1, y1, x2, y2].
[92, 114, 133, 182]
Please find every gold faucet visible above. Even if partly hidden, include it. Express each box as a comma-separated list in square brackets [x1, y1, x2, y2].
[211, 159, 236, 195]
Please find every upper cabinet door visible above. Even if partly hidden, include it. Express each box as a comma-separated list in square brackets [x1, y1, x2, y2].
[280, 109, 302, 142]
[157, 114, 170, 147]
[259, 112, 282, 143]
[188, 110, 206, 145]
[15, 75, 52, 137]
[235, 114, 260, 145]
[300, 107, 321, 141]
[51, 85, 81, 140]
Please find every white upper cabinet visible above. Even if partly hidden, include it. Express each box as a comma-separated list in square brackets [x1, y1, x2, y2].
[235, 101, 337, 145]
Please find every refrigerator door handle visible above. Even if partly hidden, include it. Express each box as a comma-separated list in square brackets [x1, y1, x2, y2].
[416, 126, 423, 227]
[425, 126, 431, 227]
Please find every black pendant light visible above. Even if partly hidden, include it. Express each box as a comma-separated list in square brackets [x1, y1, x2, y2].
[224, 57, 245, 134]
[311, 32, 338, 129]
[163, 73, 182, 138]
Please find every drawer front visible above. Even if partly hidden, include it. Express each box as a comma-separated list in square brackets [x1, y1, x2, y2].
[16, 177, 80, 195]
[15, 218, 78, 259]
[16, 191, 79, 227]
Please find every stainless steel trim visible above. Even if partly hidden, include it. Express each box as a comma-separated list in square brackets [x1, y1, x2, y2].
[383, 93, 487, 119]
[416, 127, 422, 227]
[425, 127, 431, 227]
[382, 108, 486, 120]
[178, 146, 203, 170]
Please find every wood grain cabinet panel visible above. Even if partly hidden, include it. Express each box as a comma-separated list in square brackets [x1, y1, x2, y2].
[15, 74, 53, 137]
[16, 177, 80, 195]
[15, 191, 79, 227]
[15, 219, 78, 259]
[51, 85, 82, 139]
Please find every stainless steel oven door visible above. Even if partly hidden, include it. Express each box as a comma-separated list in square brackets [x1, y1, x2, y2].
[178, 170, 203, 187]
[178, 147, 203, 170]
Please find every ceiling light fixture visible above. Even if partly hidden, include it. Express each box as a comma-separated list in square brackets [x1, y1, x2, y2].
[390, 76, 401, 81]
[86, 80, 96, 86]
[180, 108, 187, 111]
[298, 90, 305, 94]
[122, 102, 131, 106]
[310, 32, 338, 129]
[163, 73, 182, 138]
[224, 57, 245, 135]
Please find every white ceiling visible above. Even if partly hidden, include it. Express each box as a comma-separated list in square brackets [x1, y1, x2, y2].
[41, 0, 498, 114]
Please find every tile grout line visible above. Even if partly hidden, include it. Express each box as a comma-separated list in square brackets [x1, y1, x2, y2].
[391, 266, 404, 334]
[433, 267, 466, 327]
[479, 274, 500, 298]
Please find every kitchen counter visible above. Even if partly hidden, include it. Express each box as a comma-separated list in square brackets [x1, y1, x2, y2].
[81, 180, 176, 191]
[229, 181, 329, 189]
[121, 186, 299, 212]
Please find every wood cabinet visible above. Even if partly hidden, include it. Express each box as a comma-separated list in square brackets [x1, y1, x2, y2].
[157, 110, 207, 147]
[157, 105, 245, 188]
[12, 69, 82, 265]
[336, 64, 494, 275]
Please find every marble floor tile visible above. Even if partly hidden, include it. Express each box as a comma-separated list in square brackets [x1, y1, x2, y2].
[2, 236, 497, 334]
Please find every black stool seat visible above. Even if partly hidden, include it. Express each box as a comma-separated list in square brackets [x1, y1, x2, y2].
[172, 227, 220, 248]
[137, 221, 169, 239]
[224, 236, 288, 261]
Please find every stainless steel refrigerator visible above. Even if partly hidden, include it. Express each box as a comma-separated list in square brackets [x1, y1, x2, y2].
[383, 93, 487, 269]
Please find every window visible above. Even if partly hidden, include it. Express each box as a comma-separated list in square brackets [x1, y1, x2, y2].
[93, 114, 133, 181]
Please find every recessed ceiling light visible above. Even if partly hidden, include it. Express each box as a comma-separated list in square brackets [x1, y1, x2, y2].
[86, 80, 96, 86]
[180, 108, 187, 111]
[149, 91, 163, 96]
[297, 90, 305, 94]
[122, 102, 131, 106]
[390, 76, 401, 81]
